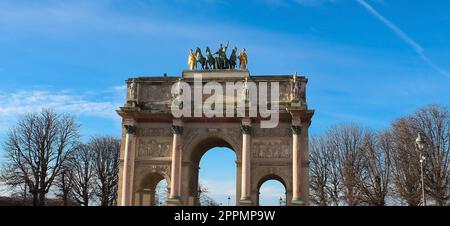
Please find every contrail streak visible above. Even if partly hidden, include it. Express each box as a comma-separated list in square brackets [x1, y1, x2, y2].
[356, 0, 450, 78]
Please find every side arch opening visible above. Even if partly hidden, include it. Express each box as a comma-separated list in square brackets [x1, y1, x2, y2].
[137, 172, 169, 206]
[257, 174, 287, 206]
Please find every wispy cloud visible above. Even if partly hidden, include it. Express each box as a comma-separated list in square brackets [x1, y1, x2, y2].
[0, 1, 219, 41]
[0, 88, 123, 133]
[112, 85, 127, 92]
[0, 0, 403, 74]
[356, 0, 450, 79]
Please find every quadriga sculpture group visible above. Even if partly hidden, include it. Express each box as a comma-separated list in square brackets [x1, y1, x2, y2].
[188, 42, 247, 70]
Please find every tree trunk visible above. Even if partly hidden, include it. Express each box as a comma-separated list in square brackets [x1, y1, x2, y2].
[83, 194, 89, 206]
[63, 193, 68, 206]
[32, 193, 39, 206]
[38, 192, 46, 206]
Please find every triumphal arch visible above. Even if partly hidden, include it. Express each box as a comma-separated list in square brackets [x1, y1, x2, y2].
[117, 45, 314, 206]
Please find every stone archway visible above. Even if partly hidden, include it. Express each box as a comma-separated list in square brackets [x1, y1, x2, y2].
[117, 70, 314, 206]
[134, 172, 170, 206]
[256, 174, 288, 206]
[182, 133, 241, 206]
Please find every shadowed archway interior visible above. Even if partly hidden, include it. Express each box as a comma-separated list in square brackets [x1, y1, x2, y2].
[137, 172, 169, 206]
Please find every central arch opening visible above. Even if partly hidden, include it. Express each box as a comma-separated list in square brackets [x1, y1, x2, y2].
[199, 147, 236, 206]
[190, 137, 239, 206]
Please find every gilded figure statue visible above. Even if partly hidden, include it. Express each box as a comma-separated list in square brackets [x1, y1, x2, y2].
[238, 48, 248, 69]
[188, 49, 196, 70]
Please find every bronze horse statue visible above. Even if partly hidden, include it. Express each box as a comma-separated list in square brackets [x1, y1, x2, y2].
[190, 43, 241, 70]
[214, 42, 229, 69]
[195, 47, 206, 70]
[228, 47, 237, 69]
[205, 47, 216, 70]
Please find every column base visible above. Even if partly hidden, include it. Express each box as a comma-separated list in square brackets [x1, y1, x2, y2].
[167, 196, 183, 206]
[239, 198, 253, 206]
[290, 198, 305, 206]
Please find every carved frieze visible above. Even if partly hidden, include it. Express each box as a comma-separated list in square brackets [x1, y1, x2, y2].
[137, 128, 172, 137]
[252, 140, 290, 159]
[253, 127, 289, 137]
[136, 81, 294, 104]
[137, 138, 171, 157]
[182, 127, 242, 151]
[139, 85, 172, 103]
[135, 164, 171, 179]
[150, 164, 171, 175]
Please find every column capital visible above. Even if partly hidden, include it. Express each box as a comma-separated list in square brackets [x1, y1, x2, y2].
[290, 125, 302, 135]
[171, 125, 184, 134]
[124, 125, 137, 135]
[241, 125, 252, 135]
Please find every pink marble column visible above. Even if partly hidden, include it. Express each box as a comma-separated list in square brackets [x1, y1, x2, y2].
[240, 122, 252, 202]
[121, 124, 136, 206]
[291, 124, 302, 203]
[169, 124, 183, 201]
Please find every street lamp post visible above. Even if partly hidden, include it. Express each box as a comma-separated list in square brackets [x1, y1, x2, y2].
[227, 195, 231, 206]
[415, 132, 426, 206]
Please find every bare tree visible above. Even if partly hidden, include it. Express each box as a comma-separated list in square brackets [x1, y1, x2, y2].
[356, 131, 391, 206]
[154, 180, 168, 206]
[388, 104, 450, 206]
[198, 184, 219, 206]
[309, 136, 331, 206]
[310, 126, 392, 206]
[327, 141, 342, 206]
[70, 144, 95, 206]
[55, 164, 75, 206]
[92, 136, 120, 206]
[308, 105, 448, 206]
[0, 169, 29, 205]
[388, 117, 422, 206]
[410, 104, 449, 205]
[327, 124, 366, 206]
[2, 109, 79, 206]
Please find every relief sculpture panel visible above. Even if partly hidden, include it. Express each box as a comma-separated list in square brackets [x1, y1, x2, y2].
[253, 127, 289, 137]
[252, 140, 290, 159]
[137, 127, 172, 137]
[278, 82, 291, 102]
[139, 84, 172, 103]
[137, 138, 171, 158]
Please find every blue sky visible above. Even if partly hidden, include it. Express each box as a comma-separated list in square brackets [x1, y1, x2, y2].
[0, 0, 449, 205]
